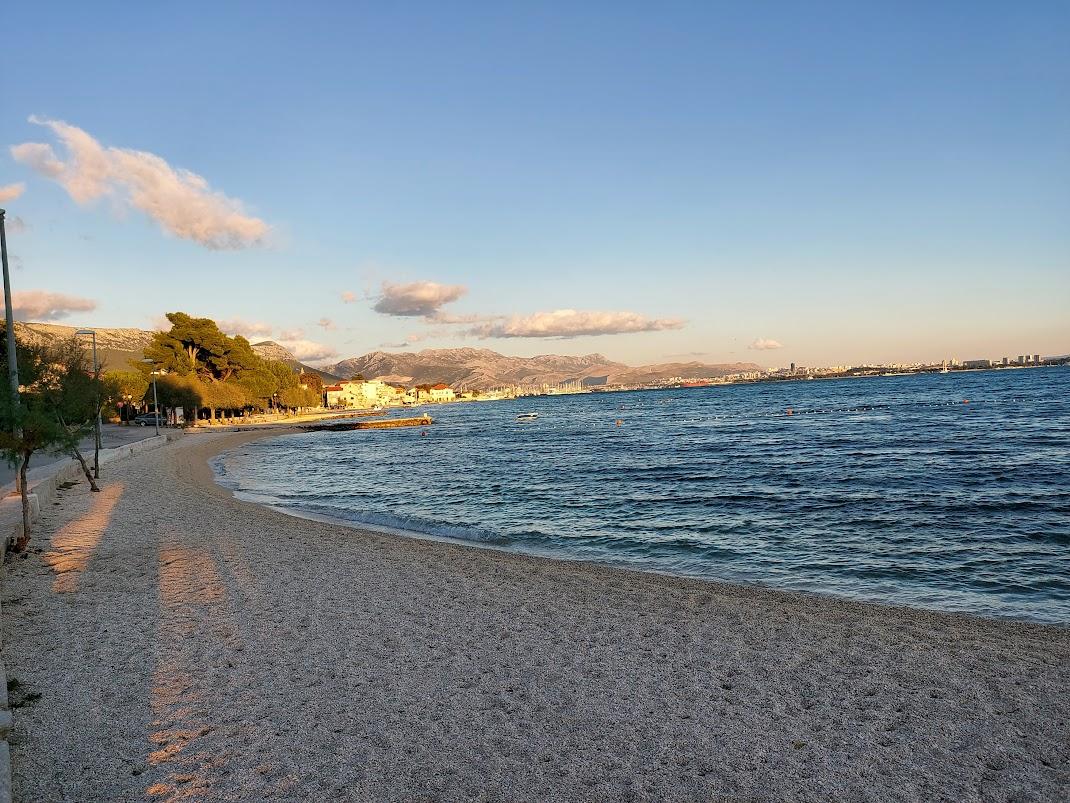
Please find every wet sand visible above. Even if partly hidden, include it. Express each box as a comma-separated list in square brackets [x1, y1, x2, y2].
[3, 429, 1068, 801]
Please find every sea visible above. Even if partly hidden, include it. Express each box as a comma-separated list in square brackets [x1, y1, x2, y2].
[212, 368, 1070, 624]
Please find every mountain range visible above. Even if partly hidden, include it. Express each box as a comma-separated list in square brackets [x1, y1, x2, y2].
[11, 323, 761, 389]
[320, 347, 760, 389]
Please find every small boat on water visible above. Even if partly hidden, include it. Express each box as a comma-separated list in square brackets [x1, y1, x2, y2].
[516, 412, 539, 421]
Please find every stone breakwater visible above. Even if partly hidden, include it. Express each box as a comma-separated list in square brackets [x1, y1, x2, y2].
[0, 429, 1067, 801]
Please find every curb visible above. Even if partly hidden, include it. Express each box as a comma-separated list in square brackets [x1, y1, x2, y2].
[0, 430, 182, 803]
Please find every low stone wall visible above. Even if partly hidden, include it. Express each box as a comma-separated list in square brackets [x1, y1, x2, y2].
[0, 430, 182, 803]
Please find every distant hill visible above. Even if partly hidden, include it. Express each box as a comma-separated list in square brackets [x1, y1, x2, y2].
[10, 323, 341, 380]
[11, 322, 759, 389]
[251, 341, 343, 383]
[323, 348, 760, 390]
[13, 322, 155, 372]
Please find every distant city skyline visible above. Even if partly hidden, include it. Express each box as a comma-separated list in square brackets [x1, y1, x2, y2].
[2, 2, 1067, 368]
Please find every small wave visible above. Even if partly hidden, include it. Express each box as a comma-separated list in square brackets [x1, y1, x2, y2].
[283, 503, 513, 546]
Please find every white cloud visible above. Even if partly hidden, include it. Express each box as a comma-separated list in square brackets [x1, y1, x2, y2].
[373, 280, 466, 318]
[219, 318, 274, 339]
[748, 338, 784, 351]
[468, 309, 684, 339]
[10, 116, 268, 249]
[11, 290, 96, 321]
[0, 183, 25, 203]
[5, 216, 28, 235]
[277, 338, 338, 363]
[341, 291, 357, 303]
[317, 317, 336, 331]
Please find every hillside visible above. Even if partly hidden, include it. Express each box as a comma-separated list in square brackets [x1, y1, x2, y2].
[324, 348, 761, 390]
[9, 323, 340, 379]
[10, 322, 760, 389]
[250, 341, 343, 382]
[13, 322, 155, 372]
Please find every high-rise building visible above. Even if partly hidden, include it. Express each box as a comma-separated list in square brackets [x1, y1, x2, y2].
[790, 362, 796, 373]
[1017, 355, 1025, 364]
[1002, 357, 1009, 365]
[1034, 354, 1041, 363]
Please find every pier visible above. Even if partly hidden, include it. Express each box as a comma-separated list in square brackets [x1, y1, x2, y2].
[302, 414, 433, 432]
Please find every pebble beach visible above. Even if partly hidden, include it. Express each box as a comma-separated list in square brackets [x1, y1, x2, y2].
[3, 430, 1068, 801]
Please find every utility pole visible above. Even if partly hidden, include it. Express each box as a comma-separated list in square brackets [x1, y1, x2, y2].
[151, 372, 160, 436]
[142, 360, 161, 436]
[0, 209, 19, 402]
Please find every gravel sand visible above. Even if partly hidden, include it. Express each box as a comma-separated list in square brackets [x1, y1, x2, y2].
[3, 430, 1068, 801]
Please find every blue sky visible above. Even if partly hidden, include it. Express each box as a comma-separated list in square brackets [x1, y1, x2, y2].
[2, 1, 1068, 367]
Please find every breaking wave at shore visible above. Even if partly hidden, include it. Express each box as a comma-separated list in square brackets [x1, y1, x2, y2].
[212, 369, 1070, 624]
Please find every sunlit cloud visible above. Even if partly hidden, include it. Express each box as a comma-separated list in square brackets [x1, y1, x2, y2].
[340, 291, 357, 303]
[0, 183, 25, 203]
[277, 338, 338, 363]
[317, 317, 336, 331]
[429, 312, 483, 324]
[11, 290, 96, 321]
[279, 327, 305, 340]
[373, 280, 467, 318]
[468, 309, 684, 339]
[10, 116, 268, 249]
[748, 337, 784, 350]
[219, 318, 274, 339]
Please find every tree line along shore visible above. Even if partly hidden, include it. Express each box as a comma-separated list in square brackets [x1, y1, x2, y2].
[0, 311, 325, 550]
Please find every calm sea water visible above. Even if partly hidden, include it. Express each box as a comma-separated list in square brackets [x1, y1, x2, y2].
[213, 369, 1070, 624]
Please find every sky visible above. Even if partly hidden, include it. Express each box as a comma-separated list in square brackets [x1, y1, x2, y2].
[2, 1, 1068, 368]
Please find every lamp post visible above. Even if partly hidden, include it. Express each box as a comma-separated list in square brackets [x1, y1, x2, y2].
[75, 329, 102, 478]
[150, 372, 160, 435]
[0, 209, 19, 404]
[141, 359, 161, 436]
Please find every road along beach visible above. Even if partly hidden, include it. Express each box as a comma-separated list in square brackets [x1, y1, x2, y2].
[2, 428, 1068, 801]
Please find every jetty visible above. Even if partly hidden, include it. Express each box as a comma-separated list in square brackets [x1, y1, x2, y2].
[302, 414, 433, 432]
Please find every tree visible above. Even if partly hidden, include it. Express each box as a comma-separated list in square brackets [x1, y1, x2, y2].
[43, 338, 109, 491]
[299, 372, 324, 395]
[238, 367, 280, 411]
[154, 374, 205, 420]
[202, 380, 249, 421]
[278, 386, 319, 412]
[207, 334, 261, 382]
[144, 312, 233, 379]
[104, 370, 148, 421]
[268, 360, 299, 389]
[264, 360, 301, 410]
[0, 331, 91, 547]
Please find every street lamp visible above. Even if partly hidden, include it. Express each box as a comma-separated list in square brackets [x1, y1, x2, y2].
[141, 359, 161, 436]
[75, 329, 102, 478]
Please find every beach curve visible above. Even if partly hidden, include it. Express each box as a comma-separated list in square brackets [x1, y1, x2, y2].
[2, 429, 1068, 801]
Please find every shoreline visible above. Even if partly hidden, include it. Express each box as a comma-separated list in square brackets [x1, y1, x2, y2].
[207, 426, 1067, 629]
[3, 429, 1068, 800]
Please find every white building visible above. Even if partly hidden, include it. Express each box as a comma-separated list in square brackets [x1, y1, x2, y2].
[324, 379, 399, 408]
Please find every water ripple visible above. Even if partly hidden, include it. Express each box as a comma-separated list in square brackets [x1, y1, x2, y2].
[213, 369, 1070, 624]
